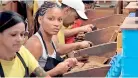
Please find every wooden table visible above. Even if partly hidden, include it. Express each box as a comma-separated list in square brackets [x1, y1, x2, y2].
[125, 2, 138, 17]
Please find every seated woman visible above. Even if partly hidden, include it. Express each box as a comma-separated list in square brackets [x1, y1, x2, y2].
[0, 11, 50, 77]
[25, 1, 77, 77]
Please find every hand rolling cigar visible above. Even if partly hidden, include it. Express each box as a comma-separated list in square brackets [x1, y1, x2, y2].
[91, 26, 97, 31]
[76, 54, 89, 62]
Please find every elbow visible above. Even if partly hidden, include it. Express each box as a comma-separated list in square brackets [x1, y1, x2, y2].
[56, 48, 64, 55]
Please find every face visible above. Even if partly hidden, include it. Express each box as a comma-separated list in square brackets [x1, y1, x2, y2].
[39, 7, 63, 35]
[0, 22, 25, 53]
[63, 8, 79, 27]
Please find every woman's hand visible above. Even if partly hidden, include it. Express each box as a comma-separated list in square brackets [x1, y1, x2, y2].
[64, 58, 78, 68]
[54, 61, 70, 74]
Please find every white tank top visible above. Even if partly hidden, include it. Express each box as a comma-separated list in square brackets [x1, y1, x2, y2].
[35, 32, 56, 68]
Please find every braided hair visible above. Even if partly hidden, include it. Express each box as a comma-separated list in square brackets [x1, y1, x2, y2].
[34, 1, 61, 34]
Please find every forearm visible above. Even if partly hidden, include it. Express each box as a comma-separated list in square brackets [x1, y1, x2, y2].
[64, 28, 82, 37]
[46, 67, 60, 77]
[33, 66, 59, 77]
[56, 42, 80, 55]
[33, 66, 49, 77]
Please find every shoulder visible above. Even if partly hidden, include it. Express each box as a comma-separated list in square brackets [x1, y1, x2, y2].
[26, 35, 41, 46]
[24, 35, 42, 60]
[25, 35, 42, 52]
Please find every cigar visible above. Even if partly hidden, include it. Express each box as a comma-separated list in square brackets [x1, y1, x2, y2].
[91, 26, 97, 31]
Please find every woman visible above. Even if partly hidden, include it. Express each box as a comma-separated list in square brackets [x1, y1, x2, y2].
[25, 1, 77, 77]
[0, 11, 50, 77]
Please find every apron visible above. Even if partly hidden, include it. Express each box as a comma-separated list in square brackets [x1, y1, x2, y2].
[38, 30, 64, 77]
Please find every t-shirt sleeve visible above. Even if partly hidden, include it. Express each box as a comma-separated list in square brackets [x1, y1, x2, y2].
[57, 25, 65, 44]
[19, 46, 39, 74]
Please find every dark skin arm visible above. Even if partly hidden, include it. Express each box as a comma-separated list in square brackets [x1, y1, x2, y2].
[32, 62, 71, 77]
[52, 35, 91, 55]
[25, 36, 70, 76]
[52, 35, 79, 55]
[25, 36, 42, 60]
